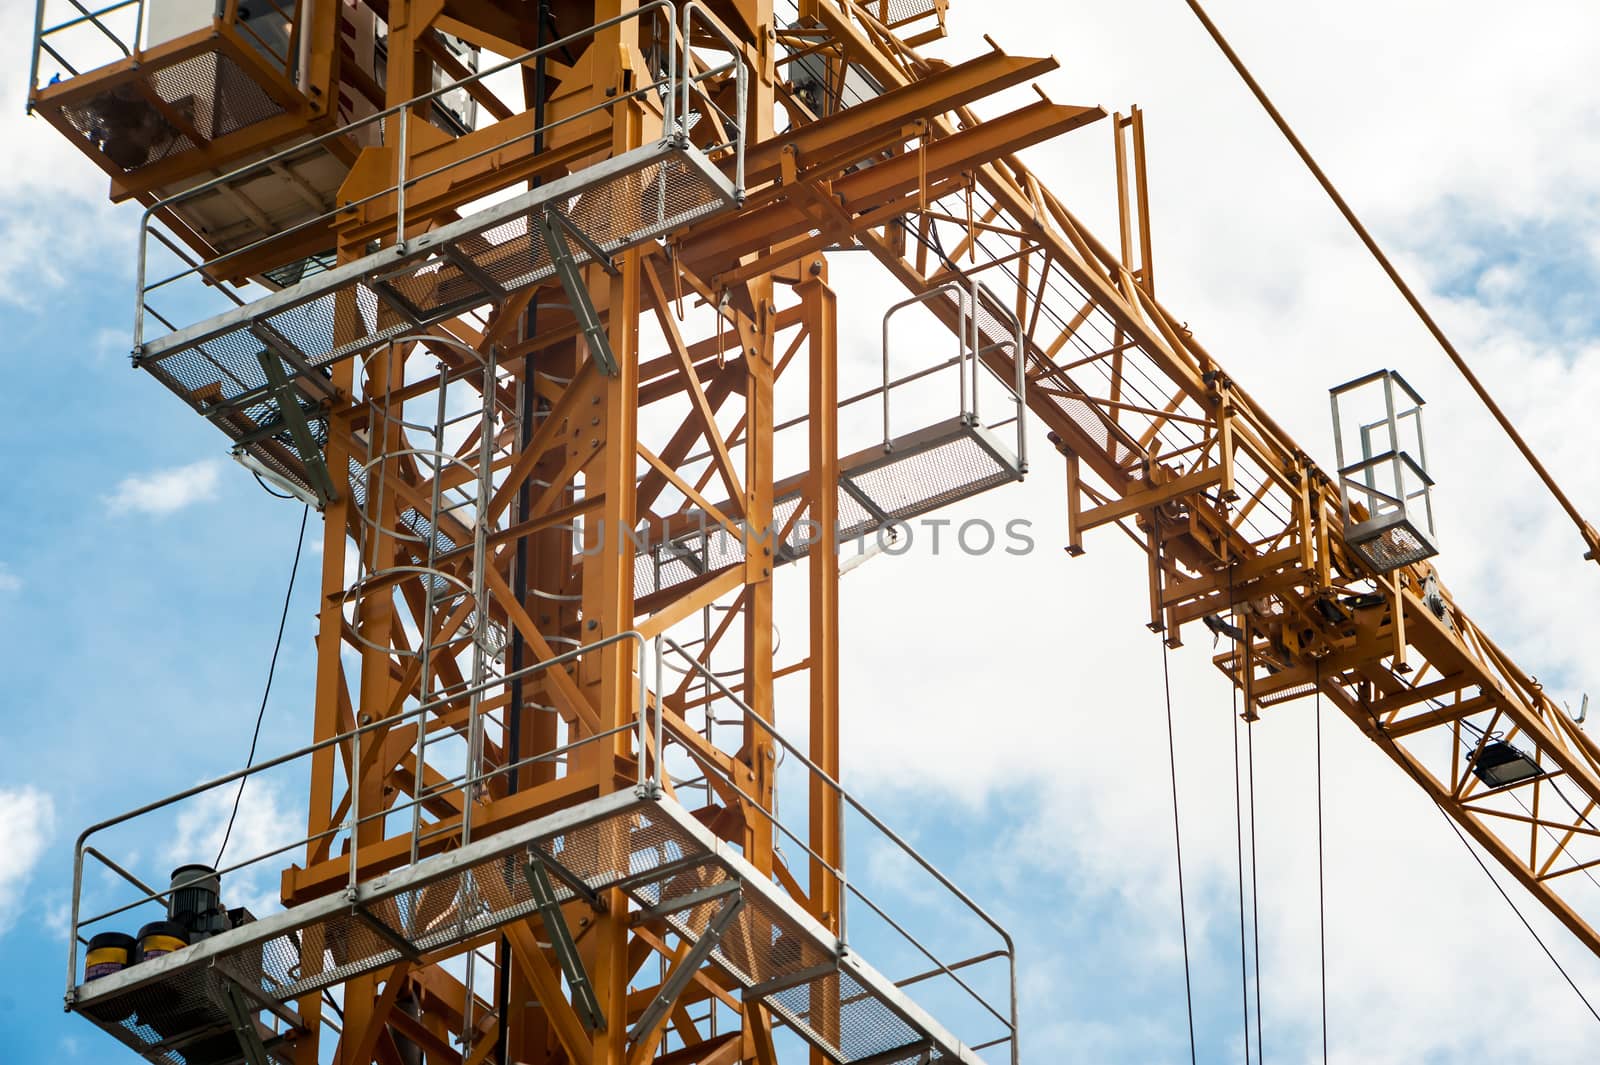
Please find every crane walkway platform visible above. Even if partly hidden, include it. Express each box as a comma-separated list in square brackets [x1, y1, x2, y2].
[134, 135, 738, 499]
[639, 416, 1024, 597]
[68, 789, 983, 1065]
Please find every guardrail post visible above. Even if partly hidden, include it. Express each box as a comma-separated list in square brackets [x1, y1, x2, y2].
[348, 716, 362, 894]
[395, 111, 408, 247]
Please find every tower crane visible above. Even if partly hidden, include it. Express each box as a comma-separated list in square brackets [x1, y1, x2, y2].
[28, 0, 1600, 1062]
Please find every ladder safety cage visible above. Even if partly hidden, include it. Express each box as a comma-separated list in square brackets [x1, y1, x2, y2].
[1329, 369, 1439, 573]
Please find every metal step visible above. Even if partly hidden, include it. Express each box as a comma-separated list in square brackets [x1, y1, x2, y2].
[69, 790, 983, 1065]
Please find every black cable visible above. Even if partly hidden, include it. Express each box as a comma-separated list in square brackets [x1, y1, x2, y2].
[216, 504, 310, 867]
[1156, 543, 1199, 1065]
[1546, 776, 1600, 840]
[1246, 701, 1265, 1060]
[1226, 567, 1253, 1065]
[251, 470, 297, 500]
[1314, 659, 1329, 1064]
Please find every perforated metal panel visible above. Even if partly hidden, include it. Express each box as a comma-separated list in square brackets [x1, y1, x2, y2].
[56, 51, 287, 174]
[1347, 513, 1437, 573]
[768, 967, 949, 1064]
[77, 963, 297, 1065]
[881, 0, 943, 25]
[841, 419, 1022, 527]
[635, 421, 1023, 603]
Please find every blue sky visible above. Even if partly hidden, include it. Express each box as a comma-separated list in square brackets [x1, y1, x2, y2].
[5, 1, 1600, 1064]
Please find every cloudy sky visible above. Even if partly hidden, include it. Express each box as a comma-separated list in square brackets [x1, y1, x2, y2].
[3, 1, 1600, 1062]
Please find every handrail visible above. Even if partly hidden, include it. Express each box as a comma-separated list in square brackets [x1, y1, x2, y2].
[682, 1, 749, 195]
[656, 634, 1019, 1063]
[29, 0, 144, 94]
[882, 281, 971, 449]
[881, 276, 1028, 470]
[65, 628, 651, 1002]
[29, 0, 309, 99]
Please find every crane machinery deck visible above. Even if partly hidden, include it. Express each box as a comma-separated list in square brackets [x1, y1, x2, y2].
[27, 0, 1600, 1063]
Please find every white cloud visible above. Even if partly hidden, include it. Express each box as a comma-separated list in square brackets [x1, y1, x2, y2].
[0, 564, 20, 592]
[0, 4, 135, 307]
[0, 787, 56, 936]
[167, 778, 299, 918]
[104, 459, 222, 516]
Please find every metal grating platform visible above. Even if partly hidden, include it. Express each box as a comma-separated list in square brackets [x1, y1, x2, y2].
[840, 417, 1021, 529]
[637, 416, 1022, 597]
[70, 791, 984, 1065]
[1345, 509, 1438, 573]
[137, 137, 737, 418]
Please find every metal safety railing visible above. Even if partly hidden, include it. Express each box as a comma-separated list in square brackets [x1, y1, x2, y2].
[65, 627, 1015, 1059]
[681, 1, 749, 195]
[882, 277, 1027, 469]
[64, 629, 654, 1004]
[655, 635, 1020, 1064]
[131, 0, 748, 357]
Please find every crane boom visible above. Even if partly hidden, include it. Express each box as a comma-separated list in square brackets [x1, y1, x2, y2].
[787, 10, 1600, 957]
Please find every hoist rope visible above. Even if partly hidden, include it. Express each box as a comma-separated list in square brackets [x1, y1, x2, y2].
[1158, 603, 1199, 1064]
[1181, 0, 1600, 565]
[1226, 568, 1253, 1064]
[1245, 694, 1264, 1057]
[216, 504, 309, 867]
[1314, 659, 1329, 1064]
[1432, 798, 1600, 1025]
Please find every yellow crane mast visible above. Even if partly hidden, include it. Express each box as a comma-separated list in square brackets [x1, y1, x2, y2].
[29, 0, 1599, 1063]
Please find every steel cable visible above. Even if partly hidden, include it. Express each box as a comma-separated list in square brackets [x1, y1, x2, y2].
[1227, 567, 1253, 1064]
[1314, 659, 1329, 1063]
[216, 504, 309, 866]
[1157, 530, 1199, 1064]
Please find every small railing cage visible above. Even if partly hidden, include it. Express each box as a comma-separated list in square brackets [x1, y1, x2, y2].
[634, 278, 1031, 601]
[1330, 368, 1439, 573]
[836, 277, 1026, 533]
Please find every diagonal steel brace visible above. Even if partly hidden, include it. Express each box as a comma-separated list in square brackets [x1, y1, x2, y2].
[627, 889, 744, 1048]
[254, 349, 338, 507]
[218, 975, 273, 1065]
[537, 207, 619, 377]
[524, 851, 606, 1032]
